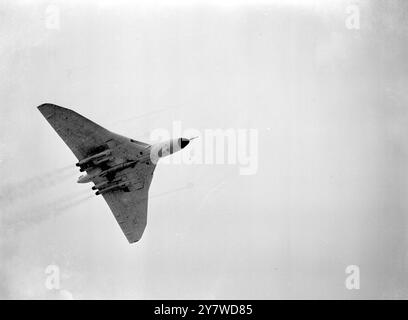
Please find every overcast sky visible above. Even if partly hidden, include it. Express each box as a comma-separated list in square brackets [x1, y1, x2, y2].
[1, 0, 408, 299]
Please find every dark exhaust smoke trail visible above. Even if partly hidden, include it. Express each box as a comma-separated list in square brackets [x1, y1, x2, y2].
[56, 194, 94, 212]
[0, 165, 77, 207]
[2, 191, 94, 232]
[151, 182, 194, 199]
[1, 179, 194, 233]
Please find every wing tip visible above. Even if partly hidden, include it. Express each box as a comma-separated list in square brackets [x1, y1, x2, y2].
[37, 102, 70, 112]
[128, 236, 142, 244]
[37, 102, 56, 109]
[37, 103, 59, 117]
[127, 230, 146, 244]
[37, 103, 76, 120]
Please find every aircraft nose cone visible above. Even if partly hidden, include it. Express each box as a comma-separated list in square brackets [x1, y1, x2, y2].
[180, 138, 190, 148]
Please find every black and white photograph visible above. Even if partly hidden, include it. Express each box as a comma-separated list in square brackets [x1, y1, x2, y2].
[1, 0, 408, 306]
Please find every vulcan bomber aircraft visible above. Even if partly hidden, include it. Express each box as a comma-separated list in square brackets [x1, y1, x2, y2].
[38, 103, 194, 243]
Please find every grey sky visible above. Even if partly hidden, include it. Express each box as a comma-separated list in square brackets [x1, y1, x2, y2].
[1, 0, 408, 299]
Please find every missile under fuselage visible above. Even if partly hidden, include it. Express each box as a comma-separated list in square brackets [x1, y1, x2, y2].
[95, 181, 130, 195]
[92, 180, 109, 190]
[76, 150, 111, 167]
[77, 160, 139, 183]
[99, 160, 139, 177]
[92, 176, 124, 190]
